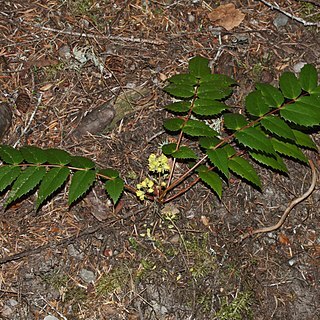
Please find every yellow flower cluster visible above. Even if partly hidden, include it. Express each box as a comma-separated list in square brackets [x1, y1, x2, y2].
[136, 178, 154, 200]
[148, 153, 170, 174]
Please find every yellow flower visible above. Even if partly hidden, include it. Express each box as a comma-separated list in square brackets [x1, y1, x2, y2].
[148, 153, 170, 174]
[136, 190, 145, 200]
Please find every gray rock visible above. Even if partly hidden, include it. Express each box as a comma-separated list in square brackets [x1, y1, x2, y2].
[273, 13, 289, 28]
[44, 316, 59, 320]
[79, 268, 96, 283]
[67, 244, 84, 259]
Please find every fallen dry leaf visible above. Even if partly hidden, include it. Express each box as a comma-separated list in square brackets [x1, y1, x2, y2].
[208, 3, 245, 31]
[279, 233, 291, 246]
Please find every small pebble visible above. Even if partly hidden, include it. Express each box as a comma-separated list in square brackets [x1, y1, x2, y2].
[79, 268, 96, 283]
[293, 62, 307, 74]
[188, 14, 195, 23]
[273, 13, 289, 28]
[58, 45, 71, 60]
[1, 305, 13, 317]
[7, 299, 18, 307]
[67, 244, 84, 259]
[44, 316, 59, 320]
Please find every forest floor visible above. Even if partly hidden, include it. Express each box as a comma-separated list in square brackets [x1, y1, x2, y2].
[0, 0, 319, 319]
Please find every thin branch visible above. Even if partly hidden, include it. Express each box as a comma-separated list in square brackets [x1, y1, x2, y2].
[258, 0, 320, 27]
[21, 20, 166, 45]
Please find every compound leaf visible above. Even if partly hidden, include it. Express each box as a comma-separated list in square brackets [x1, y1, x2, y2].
[0, 145, 23, 164]
[299, 64, 318, 92]
[279, 72, 302, 99]
[0, 166, 21, 192]
[223, 113, 248, 130]
[245, 90, 270, 116]
[183, 119, 218, 137]
[68, 170, 96, 205]
[255, 83, 284, 108]
[6, 166, 46, 206]
[163, 118, 184, 132]
[249, 151, 288, 173]
[105, 177, 124, 204]
[36, 167, 70, 209]
[229, 156, 261, 189]
[189, 56, 211, 78]
[206, 148, 229, 178]
[261, 116, 296, 142]
[198, 170, 222, 198]
[271, 138, 308, 163]
[20, 146, 47, 164]
[235, 127, 276, 156]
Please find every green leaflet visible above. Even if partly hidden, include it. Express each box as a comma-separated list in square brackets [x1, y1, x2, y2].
[167, 74, 198, 86]
[44, 148, 71, 165]
[229, 156, 261, 189]
[199, 136, 221, 149]
[235, 127, 276, 156]
[163, 118, 184, 132]
[261, 116, 296, 142]
[279, 72, 302, 99]
[200, 74, 236, 87]
[164, 101, 191, 113]
[206, 148, 229, 179]
[105, 177, 124, 204]
[280, 100, 320, 127]
[70, 156, 95, 169]
[223, 113, 248, 130]
[172, 146, 197, 159]
[162, 143, 177, 155]
[68, 170, 96, 205]
[193, 100, 227, 116]
[183, 119, 218, 137]
[0, 145, 23, 164]
[99, 168, 119, 179]
[197, 86, 233, 100]
[189, 56, 211, 78]
[245, 90, 270, 117]
[249, 151, 288, 173]
[20, 146, 47, 164]
[163, 83, 195, 99]
[292, 129, 317, 150]
[255, 83, 284, 108]
[6, 166, 46, 207]
[0, 165, 21, 192]
[299, 64, 318, 92]
[198, 169, 222, 198]
[271, 138, 308, 163]
[36, 167, 70, 209]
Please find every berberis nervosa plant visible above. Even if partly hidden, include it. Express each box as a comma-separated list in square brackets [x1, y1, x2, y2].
[0, 56, 319, 210]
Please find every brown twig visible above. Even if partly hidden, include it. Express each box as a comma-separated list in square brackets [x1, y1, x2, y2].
[240, 160, 317, 241]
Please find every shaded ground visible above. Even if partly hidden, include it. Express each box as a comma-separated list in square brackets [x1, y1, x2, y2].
[0, 0, 319, 319]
